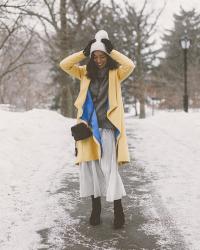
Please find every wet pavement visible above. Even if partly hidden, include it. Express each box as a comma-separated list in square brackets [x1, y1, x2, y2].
[38, 126, 189, 250]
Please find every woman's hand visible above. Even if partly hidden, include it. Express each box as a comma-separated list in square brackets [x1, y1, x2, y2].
[83, 39, 96, 57]
[101, 39, 113, 53]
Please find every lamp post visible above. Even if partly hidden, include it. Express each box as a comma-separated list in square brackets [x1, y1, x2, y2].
[180, 35, 191, 112]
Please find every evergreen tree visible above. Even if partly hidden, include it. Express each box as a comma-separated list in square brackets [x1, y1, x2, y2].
[157, 8, 200, 109]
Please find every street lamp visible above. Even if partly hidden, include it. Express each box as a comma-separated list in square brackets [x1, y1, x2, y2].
[180, 35, 191, 112]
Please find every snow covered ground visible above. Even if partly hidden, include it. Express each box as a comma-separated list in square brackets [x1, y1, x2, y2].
[0, 109, 79, 250]
[0, 108, 200, 249]
[126, 109, 200, 250]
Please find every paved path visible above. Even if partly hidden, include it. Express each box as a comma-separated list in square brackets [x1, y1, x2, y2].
[38, 126, 189, 250]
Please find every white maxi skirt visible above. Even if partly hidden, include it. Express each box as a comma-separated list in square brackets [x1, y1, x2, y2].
[79, 128, 126, 202]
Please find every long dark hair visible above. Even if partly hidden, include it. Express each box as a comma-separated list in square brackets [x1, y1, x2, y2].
[86, 52, 119, 80]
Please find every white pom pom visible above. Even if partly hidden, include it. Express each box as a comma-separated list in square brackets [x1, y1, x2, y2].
[95, 30, 109, 41]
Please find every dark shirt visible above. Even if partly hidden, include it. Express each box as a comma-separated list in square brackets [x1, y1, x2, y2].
[89, 67, 115, 129]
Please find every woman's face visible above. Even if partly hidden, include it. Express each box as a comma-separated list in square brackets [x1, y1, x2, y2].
[93, 51, 108, 69]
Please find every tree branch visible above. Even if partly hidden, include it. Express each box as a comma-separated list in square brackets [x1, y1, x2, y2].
[8, 5, 58, 32]
[0, 62, 38, 84]
[0, 13, 22, 49]
[0, 26, 36, 83]
[43, 0, 58, 32]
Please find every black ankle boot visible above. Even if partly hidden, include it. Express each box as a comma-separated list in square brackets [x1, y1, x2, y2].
[89, 195, 101, 226]
[113, 199, 125, 229]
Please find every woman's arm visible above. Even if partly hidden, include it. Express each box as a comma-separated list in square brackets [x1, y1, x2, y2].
[59, 51, 86, 80]
[109, 49, 135, 82]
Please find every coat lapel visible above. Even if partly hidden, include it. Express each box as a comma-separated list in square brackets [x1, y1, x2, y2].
[107, 70, 118, 115]
[74, 76, 91, 118]
[74, 69, 118, 118]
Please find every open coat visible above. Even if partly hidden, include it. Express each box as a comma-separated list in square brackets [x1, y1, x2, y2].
[59, 49, 135, 166]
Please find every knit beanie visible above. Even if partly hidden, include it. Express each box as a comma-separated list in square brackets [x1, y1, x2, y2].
[90, 30, 109, 57]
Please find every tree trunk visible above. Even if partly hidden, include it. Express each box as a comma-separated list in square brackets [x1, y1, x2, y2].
[139, 82, 146, 119]
[135, 25, 146, 119]
[139, 98, 145, 118]
[0, 85, 5, 103]
[60, 84, 74, 117]
[58, 0, 75, 118]
[133, 98, 138, 116]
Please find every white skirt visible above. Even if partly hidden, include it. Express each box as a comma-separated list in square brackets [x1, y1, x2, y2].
[79, 128, 126, 202]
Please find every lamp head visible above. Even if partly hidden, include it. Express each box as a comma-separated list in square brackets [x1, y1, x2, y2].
[180, 35, 191, 49]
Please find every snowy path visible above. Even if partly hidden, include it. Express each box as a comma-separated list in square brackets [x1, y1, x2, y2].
[42, 125, 188, 250]
[37, 123, 190, 249]
[51, 159, 188, 250]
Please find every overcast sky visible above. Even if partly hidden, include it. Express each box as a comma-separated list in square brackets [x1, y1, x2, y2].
[111, 0, 200, 47]
[148, 0, 200, 32]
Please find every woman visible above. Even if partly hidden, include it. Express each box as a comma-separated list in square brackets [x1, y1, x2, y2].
[59, 30, 135, 229]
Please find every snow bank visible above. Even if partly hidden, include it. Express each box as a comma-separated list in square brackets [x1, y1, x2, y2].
[0, 109, 78, 250]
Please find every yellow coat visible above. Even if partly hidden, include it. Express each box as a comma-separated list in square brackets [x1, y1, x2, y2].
[59, 49, 135, 166]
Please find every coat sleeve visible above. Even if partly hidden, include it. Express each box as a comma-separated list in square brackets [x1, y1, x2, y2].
[109, 50, 135, 82]
[59, 51, 86, 80]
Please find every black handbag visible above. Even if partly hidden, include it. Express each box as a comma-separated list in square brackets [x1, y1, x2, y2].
[71, 122, 93, 141]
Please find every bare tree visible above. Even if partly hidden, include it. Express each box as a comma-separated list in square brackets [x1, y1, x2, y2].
[6, 0, 102, 117]
[122, 0, 166, 118]
[0, 2, 36, 88]
[0, 1, 40, 106]
[0, 1, 53, 108]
